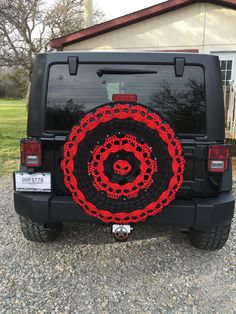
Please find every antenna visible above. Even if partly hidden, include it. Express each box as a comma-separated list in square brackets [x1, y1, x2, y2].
[83, 0, 93, 28]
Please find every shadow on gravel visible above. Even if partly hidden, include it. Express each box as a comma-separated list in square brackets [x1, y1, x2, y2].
[57, 222, 190, 247]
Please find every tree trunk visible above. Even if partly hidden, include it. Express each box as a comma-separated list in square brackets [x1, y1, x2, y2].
[25, 82, 31, 108]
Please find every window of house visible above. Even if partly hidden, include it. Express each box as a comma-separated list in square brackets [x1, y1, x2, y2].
[220, 59, 232, 86]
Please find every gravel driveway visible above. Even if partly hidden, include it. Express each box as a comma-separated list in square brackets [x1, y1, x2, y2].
[0, 175, 235, 313]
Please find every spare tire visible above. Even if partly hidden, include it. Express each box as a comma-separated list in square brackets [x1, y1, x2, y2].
[61, 103, 185, 224]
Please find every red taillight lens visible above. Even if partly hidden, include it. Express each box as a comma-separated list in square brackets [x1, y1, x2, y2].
[112, 94, 137, 102]
[208, 145, 229, 172]
[21, 139, 41, 167]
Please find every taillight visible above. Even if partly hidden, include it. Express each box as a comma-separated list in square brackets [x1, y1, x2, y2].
[21, 139, 42, 167]
[208, 145, 229, 172]
[112, 94, 137, 102]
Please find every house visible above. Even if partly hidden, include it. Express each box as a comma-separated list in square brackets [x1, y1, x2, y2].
[50, 0, 236, 87]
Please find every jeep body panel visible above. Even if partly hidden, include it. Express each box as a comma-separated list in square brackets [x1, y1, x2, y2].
[28, 52, 224, 141]
[14, 190, 234, 228]
[14, 51, 234, 230]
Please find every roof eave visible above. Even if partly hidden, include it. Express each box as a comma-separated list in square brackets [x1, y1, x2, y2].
[50, 0, 236, 49]
[50, 0, 196, 49]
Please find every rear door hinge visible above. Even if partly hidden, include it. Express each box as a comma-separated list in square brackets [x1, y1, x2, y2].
[174, 57, 185, 77]
[68, 56, 79, 75]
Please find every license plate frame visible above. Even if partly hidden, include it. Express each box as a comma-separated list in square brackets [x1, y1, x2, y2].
[14, 172, 52, 192]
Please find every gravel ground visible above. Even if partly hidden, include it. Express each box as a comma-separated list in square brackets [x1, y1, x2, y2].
[0, 175, 235, 313]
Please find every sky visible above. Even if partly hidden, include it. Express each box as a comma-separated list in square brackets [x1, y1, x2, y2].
[94, 0, 167, 20]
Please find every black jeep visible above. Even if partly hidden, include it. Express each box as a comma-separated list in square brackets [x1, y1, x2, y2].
[14, 52, 235, 249]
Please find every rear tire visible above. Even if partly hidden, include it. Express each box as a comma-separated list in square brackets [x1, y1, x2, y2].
[188, 222, 231, 250]
[19, 216, 62, 242]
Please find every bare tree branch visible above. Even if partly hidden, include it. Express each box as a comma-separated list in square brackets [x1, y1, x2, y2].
[0, 0, 105, 81]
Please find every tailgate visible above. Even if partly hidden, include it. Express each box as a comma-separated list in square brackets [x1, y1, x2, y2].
[43, 138, 222, 198]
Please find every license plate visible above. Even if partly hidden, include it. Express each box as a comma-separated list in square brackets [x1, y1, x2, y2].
[14, 172, 51, 192]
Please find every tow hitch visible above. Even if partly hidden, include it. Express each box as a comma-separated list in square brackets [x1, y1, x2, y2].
[112, 224, 133, 242]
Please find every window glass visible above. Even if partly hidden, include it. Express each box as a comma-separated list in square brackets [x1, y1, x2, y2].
[46, 64, 206, 134]
[220, 60, 232, 86]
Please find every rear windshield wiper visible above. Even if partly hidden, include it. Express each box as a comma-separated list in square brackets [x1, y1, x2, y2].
[97, 68, 157, 77]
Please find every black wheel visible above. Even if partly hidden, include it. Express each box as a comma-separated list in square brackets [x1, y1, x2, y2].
[188, 222, 231, 250]
[19, 216, 62, 242]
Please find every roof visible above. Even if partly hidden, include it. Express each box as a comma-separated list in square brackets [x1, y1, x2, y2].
[50, 0, 236, 50]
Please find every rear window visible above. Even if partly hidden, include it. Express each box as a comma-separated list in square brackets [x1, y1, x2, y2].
[46, 63, 206, 134]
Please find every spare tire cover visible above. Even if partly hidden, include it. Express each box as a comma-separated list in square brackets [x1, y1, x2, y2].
[61, 103, 185, 224]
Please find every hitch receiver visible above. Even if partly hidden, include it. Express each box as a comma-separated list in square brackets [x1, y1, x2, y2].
[112, 224, 133, 242]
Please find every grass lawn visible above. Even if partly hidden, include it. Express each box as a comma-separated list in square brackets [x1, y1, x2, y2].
[0, 99, 27, 174]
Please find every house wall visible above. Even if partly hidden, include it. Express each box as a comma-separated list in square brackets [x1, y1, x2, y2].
[63, 3, 236, 54]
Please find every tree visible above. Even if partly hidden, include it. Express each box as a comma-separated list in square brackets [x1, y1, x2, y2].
[46, 0, 84, 39]
[0, 67, 28, 98]
[151, 79, 205, 133]
[0, 0, 104, 81]
[0, 0, 47, 80]
[46, 0, 104, 38]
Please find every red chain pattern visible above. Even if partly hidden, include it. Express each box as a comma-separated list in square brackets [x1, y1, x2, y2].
[88, 134, 157, 199]
[61, 104, 185, 224]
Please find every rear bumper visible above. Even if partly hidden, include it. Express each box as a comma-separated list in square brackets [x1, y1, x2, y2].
[14, 191, 235, 228]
